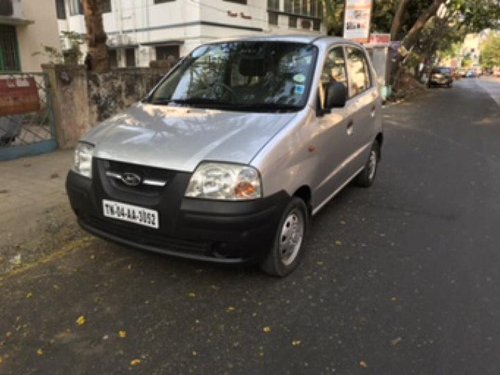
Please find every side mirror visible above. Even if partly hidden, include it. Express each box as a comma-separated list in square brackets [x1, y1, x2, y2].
[325, 81, 347, 109]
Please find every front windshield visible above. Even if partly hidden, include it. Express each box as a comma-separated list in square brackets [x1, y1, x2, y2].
[149, 41, 318, 112]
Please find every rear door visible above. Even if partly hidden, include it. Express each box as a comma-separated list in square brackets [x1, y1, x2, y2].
[344, 46, 379, 175]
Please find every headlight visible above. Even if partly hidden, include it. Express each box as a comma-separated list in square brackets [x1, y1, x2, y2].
[73, 142, 94, 178]
[185, 162, 262, 200]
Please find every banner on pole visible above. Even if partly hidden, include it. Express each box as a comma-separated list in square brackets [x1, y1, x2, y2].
[343, 0, 373, 43]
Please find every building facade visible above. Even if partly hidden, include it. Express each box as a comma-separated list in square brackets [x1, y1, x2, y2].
[0, 0, 61, 72]
[56, 0, 324, 68]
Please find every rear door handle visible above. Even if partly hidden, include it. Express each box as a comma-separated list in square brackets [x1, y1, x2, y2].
[346, 120, 354, 135]
[371, 105, 376, 118]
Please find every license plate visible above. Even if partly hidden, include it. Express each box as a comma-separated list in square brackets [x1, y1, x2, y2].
[102, 199, 159, 229]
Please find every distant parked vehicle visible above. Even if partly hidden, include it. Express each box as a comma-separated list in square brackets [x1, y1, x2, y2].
[428, 67, 453, 88]
[466, 70, 476, 78]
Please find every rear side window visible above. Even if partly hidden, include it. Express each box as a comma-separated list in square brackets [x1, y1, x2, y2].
[319, 47, 348, 109]
[346, 47, 371, 98]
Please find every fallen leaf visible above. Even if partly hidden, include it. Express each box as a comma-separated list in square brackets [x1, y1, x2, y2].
[26, 292, 33, 299]
[118, 330, 127, 338]
[5, 331, 12, 338]
[292, 340, 301, 346]
[10, 254, 21, 266]
[359, 360, 368, 368]
[390, 337, 402, 346]
[226, 306, 236, 312]
[90, 255, 95, 260]
[36, 349, 43, 356]
[335, 240, 342, 246]
[262, 326, 272, 334]
[75, 316, 86, 326]
[192, 351, 198, 356]
[316, 261, 324, 266]
[340, 220, 346, 225]
[188, 292, 196, 298]
[130, 359, 141, 366]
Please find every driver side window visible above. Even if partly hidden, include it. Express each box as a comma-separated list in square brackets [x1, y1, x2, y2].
[319, 47, 348, 109]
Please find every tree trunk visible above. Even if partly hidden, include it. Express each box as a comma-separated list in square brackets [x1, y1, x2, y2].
[390, 0, 446, 90]
[401, 0, 446, 50]
[82, 0, 110, 73]
[390, 0, 410, 41]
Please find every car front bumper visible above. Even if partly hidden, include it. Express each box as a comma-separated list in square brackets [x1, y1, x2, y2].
[66, 162, 289, 264]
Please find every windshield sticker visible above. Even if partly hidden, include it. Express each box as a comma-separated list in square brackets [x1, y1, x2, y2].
[293, 74, 306, 83]
[294, 85, 305, 95]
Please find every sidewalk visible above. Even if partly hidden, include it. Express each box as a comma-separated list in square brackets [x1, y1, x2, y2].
[0, 150, 83, 275]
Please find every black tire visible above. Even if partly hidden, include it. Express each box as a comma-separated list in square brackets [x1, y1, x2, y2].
[260, 197, 308, 277]
[355, 141, 380, 188]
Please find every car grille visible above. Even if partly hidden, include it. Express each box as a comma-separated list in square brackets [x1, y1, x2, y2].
[96, 158, 177, 197]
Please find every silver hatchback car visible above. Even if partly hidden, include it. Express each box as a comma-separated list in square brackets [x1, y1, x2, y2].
[66, 35, 383, 277]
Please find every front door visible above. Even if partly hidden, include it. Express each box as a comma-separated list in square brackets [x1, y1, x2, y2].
[311, 46, 358, 209]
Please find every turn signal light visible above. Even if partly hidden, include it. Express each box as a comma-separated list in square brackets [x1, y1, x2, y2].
[234, 181, 257, 198]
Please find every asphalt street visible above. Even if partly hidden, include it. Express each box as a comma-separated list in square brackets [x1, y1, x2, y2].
[1, 78, 499, 374]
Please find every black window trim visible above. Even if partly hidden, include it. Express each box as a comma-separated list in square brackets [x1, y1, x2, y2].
[223, 0, 248, 4]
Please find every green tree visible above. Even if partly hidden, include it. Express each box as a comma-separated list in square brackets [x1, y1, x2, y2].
[462, 55, 473, 68]
[480, 33, 500, 69]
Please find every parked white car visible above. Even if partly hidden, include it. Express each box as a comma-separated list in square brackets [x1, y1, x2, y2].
[66, 36, 383, 276]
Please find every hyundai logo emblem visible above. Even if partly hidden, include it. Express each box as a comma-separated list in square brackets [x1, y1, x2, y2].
[121, 172, 142, 187]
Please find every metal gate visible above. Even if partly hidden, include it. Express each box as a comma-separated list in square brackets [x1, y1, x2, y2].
[0, 72, 57, 161]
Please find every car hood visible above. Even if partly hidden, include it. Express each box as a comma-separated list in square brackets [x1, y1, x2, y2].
[83, 103, 297, 172]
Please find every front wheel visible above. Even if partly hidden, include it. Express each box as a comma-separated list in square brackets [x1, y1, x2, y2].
[260, 197, 308, 277]
[355, 141, 380, 187]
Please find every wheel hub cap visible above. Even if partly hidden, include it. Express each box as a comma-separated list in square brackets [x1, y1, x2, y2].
[279, 211, 304, 266]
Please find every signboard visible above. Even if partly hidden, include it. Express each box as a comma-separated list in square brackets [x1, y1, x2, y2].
[366, 33, 391, 47]
[343, 0, 373, 43]
[0, 77, 40, 116]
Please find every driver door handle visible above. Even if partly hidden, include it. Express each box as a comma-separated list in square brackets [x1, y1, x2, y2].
[346, 120, 354, 135]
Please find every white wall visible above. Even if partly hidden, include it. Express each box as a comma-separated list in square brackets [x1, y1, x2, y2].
[58, 0, 324, 67]
[16, 0, 61, 71]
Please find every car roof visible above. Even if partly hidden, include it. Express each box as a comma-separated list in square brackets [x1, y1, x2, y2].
[202, 35, 360, 49]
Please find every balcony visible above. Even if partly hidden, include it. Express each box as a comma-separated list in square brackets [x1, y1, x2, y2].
[0, 0, 32, 26]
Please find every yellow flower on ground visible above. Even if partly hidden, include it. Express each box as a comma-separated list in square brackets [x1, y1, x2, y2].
[130, 359, 141, 366]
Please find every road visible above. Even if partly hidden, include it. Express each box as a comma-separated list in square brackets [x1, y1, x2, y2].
[1, 78, 500, 374]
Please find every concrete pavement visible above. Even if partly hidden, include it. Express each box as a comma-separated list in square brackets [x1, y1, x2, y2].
[0, 150, 82, 275]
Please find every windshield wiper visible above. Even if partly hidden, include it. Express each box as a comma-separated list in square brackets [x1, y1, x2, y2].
[230, 103, 302, 113]
[148, 98, 301, 112]
[149, 97, 232, 108]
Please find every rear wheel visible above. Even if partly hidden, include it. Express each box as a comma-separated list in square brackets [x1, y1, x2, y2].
[260, 197, 308, 277]
[355, 141, 380, 188]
